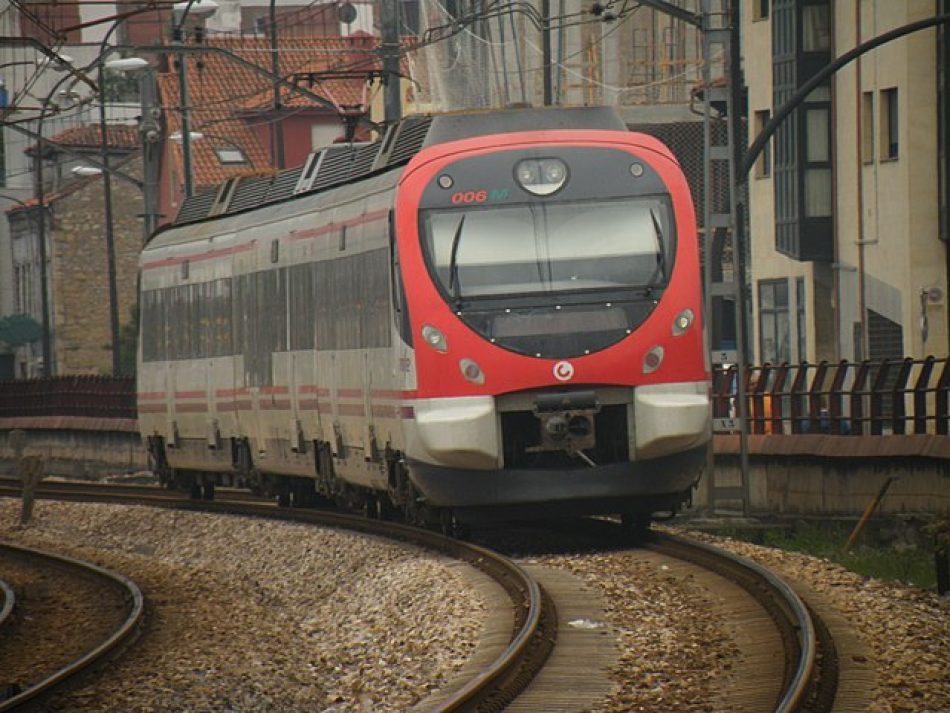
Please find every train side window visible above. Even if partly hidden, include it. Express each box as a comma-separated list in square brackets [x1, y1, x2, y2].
[181, 259, 190, 280]
[339, 225, 347, 251]
[270, 239, 279, 263]
[389, 211, 413, 346]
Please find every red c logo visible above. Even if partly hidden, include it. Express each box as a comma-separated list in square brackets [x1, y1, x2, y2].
[553, 361, 574, 382]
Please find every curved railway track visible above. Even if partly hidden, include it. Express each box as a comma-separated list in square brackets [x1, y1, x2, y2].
[0, 480, 554, 711]
[477, 519, 838, 712]
[2, 478, 841, 711]
[0, 542, 145, 712]
[0, 577, 13, 629]
[648, 531, 830, 712]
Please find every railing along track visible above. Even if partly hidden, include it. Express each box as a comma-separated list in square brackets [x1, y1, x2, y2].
[0, 542, 145, 712]
[0, 483, 554, 711]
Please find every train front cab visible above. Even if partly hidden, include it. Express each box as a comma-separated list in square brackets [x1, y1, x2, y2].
[404, 385, 710, 521]
[393, 120, 711, 522]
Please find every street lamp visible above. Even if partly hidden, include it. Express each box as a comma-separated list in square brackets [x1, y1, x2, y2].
[106, 57, 149, 74]
[172, 0, 220, 198]
[97, 15, 149, 376]
[35, 54, 75, 72]
[71, 166, 103, 177]
[32, 70, 84, 377]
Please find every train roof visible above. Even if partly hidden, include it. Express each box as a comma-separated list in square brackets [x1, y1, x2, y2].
[170, 106, 626, 230]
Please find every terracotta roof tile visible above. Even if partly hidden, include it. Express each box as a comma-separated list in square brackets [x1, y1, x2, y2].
[6, 154, 139, 213]
[158, 35, 380, 188]
[52, 124, 140, 149]
[28, 124, 141, 156]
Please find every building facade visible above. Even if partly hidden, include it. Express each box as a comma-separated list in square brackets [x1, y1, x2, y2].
[6, 137, 143, 378]
[745, 0, 948, 365]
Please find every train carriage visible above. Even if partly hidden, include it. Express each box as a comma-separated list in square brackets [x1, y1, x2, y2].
[138, 106, 711, 524]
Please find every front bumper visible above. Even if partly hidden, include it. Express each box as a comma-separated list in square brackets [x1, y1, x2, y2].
[406, 444, 707, 517]
[403, 381, 710, 468]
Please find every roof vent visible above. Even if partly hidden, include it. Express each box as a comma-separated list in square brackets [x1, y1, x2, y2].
[209, 177, 240, 216]
[294, 150, 326, 194]
[175, 189, 217, 224]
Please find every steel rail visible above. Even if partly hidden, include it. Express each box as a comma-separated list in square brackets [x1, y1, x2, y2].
[0, 476, 265, 503]
[0, 541, 145, 712]
[652, 531, 817, 713]
[0, 577, 14, 631]
[563, 518, 821, 713]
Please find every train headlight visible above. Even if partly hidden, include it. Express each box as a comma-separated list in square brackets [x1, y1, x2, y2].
[514, 158, 568, 196]
[642, 346, 665, 374]
[672, 308, 695, 336]
[460, 358, 485, 384]
[422, 325, 448, 352]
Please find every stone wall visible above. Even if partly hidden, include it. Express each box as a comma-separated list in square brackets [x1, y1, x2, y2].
[50, 155, 143, 375]
[0, 426, 147, 478]
[699, 434, 950, 516]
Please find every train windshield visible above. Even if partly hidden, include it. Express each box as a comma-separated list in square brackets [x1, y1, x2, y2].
[421, 196, 673, 300]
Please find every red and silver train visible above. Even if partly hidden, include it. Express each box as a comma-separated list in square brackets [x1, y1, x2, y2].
[138, 106, 711, 527]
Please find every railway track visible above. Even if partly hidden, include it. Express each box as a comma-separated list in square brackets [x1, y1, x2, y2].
[476, 519, 838, 712]
[0, 576, 13, 629]
[0, 474, 263, 504]
[2, 479, 844, 711]
[0, 481, 554, 711]
[648, 531, 831, 712]
[0, 541, 145, 712]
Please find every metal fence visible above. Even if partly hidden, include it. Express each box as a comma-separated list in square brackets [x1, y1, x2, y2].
[0, 376, 136, 420]
[3, 360, 950, 436]
[713, 358, 950, 436]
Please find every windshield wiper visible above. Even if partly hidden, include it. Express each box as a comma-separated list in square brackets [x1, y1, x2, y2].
[646, 208, 667, 294]
[447, 214, 466, 304]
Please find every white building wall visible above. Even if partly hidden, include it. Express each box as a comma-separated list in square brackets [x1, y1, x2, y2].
[745, 0, 946, 364]
[834, 0, 944, 359]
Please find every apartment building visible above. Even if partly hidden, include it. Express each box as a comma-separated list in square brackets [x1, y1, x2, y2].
[744, 0, 949, 364]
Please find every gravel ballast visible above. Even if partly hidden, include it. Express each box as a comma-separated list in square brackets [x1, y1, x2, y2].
[1, 500, 946, 712]
[0, 500, 485, 712]
[682, 528, 950, 713]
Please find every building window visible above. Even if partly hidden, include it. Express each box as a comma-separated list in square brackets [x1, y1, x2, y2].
[759, 279, 791, 364]
[754, 0, 770, 21]
[311, 123, 341, 152]
[802, 3, 831, 51]
[754, 110, 772, 177]
[400, 0, 421, 35]
[803, 105, 831, 217]
[796, 276, 806, 361]
[805, 107, 829, 162]
[214, 147, 248, 165]
[772, 0, 833, 262]
[861, 91, 874, 163]
[13, 265, 22, 313]
[881, 87, 899, 160]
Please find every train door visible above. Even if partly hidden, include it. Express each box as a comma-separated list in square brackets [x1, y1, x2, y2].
[363, 350, 376, 459]
[165, 361, 179, 448]
[287, 350, 304, 454]
[204, 280, 222, 450]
